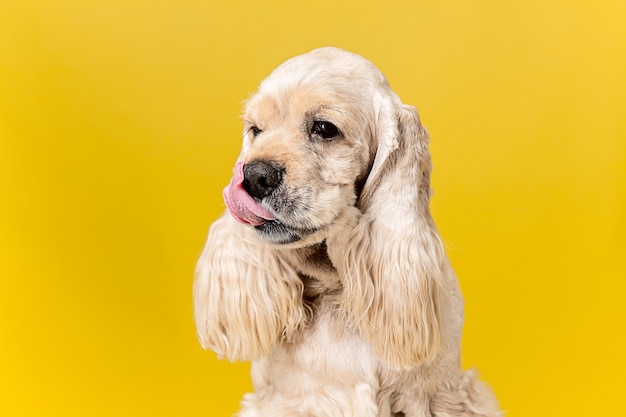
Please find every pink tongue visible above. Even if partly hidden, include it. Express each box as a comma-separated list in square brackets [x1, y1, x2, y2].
[223, 161, 276, 226]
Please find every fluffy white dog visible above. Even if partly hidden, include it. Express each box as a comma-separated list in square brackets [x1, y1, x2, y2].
[194, 47, 501, 417]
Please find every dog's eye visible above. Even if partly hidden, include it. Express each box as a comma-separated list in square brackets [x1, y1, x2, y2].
[311, 121, 340, 140]
[250, 126, 262, 137]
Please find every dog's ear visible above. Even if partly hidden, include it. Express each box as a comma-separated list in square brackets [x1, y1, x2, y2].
[194, 215, 306, 361]
[336, 96, 444, 369]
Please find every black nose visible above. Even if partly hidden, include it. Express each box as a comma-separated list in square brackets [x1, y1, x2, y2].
[242, 161, 283, 199]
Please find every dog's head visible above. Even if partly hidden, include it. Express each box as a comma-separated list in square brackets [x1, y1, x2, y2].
[203, 47, 444, 366]
[224, 47, 411, 246]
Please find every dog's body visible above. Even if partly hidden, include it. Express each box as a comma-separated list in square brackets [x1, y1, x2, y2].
[194, 47, 501, 416]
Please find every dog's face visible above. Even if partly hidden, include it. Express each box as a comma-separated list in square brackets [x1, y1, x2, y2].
[223, 47, 393, 245]
[198, 48, 448, 370]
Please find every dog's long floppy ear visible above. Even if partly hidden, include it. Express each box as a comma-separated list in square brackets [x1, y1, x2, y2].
[338, 95, 445, 369]
[194, 215, 306, 361]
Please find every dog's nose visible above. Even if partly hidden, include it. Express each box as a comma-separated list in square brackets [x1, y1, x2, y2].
[242, 161, 282, 199]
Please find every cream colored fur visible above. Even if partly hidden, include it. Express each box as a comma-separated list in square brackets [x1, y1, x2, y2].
[194, 47, 501, 417]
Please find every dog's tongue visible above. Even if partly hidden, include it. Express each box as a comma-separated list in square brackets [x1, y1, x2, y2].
[223, 162, 276, 226]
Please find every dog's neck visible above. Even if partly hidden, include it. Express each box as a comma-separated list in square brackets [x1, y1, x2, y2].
[282, 240, 341, 297]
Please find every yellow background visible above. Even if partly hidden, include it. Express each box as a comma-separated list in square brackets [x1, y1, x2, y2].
[2, 1, 625, 416]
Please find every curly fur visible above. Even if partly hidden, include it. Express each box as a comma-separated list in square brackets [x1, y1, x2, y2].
[194, 47, 501, 417]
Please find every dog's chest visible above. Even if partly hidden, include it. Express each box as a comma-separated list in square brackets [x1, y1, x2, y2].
[247, 243, 383, 413]
[249, 303, 382, 415]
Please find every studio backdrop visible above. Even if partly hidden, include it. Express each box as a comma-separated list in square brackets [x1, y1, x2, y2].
[1, 1, 625, 416]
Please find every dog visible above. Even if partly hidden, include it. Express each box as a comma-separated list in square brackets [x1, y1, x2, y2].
[194, 47, 501, 417]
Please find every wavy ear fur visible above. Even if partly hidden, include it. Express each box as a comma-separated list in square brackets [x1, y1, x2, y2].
[332, 97, 445, 369]
[194, 215, 306, 361]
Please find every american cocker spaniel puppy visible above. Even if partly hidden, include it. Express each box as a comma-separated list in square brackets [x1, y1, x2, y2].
[194, 47, 501, 417]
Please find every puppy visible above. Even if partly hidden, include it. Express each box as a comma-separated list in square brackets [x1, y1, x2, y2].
[194, 47, 501, 417]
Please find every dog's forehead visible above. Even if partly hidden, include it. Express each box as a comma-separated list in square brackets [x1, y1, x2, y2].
[245, 85, 334, 123]
[245, 48, 390, 126]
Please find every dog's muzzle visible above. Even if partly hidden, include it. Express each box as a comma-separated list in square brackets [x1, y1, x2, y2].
[224, 160, 319, 244]
[223, 161, 278, 226]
